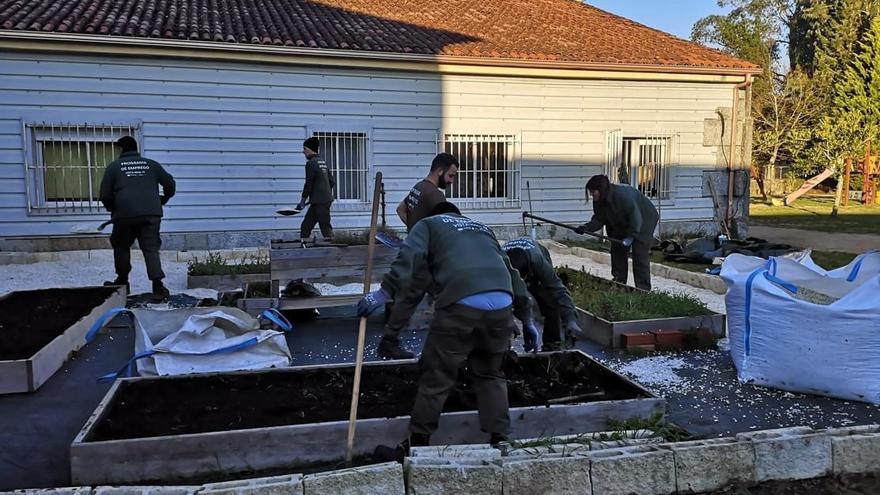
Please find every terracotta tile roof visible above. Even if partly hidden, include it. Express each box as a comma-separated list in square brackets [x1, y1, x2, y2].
[0, 0, 758, 70]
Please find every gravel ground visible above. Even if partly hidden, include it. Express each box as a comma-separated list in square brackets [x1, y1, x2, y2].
[0, 251, 190, 296]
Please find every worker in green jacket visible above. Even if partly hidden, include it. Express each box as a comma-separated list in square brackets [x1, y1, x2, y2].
[297, 137, 335, 241]
[503, 237, 582, 351]
[358, 202, 534, 453]
[575, 175, 658, 290]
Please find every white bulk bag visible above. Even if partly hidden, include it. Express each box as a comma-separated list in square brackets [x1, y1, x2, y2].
[721, 251, 880, 404]
[89, 307, 292, 378]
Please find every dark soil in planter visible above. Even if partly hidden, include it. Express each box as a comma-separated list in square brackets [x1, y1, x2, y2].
[88, 351, 650, 442]
[0, 287, 117, 360]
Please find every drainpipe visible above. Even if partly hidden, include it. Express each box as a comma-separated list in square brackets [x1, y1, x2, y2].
[726, 75, 753, 237]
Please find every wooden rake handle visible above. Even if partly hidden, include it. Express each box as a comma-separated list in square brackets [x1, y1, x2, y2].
[345, 171, 383, 463]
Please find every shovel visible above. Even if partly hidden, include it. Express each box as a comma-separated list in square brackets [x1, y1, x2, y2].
[276, 204, 309, 217]
[70, 219, 113, 234]
[522, 212, 625, 246]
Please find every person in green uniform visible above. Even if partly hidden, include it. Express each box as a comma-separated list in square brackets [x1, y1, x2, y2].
[297, 137, 335, 242]
[358, 202, 534, 453]
[396, 152, 459, 232]
[503, 237, 583, 351]
[575, 175, 658, 291]
[99, 136, 175, 300]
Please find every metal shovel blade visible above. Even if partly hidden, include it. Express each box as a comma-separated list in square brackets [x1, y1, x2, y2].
[276, 208, 303, 216]
[69, 220, 112, 234]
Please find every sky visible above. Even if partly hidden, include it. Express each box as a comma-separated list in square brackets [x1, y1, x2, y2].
[585, 1, 732, 41]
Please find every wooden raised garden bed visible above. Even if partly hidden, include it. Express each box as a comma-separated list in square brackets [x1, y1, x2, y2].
[0, 286, 126, 394]
[235, 239, 397, 314]
[186, 253, 270, 291]
[560, 268, 726, 348]
[70, 350, 662, 484]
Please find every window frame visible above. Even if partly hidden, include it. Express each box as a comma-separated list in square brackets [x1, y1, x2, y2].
[22, 121, 143, 215]
[305, 126, 372, 205]
[605, 130, 678, 202]
[437, 133, 522, 209]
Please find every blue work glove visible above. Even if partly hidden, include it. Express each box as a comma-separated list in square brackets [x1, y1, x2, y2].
[622, 237, 634, 248]
[357, 288, 391, 318]
[522, 319, 539, 353]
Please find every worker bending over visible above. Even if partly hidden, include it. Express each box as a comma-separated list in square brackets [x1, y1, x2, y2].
[358, 202, 533, 454]
[503, 237, 582, 351]
[575, 175, 658, 291]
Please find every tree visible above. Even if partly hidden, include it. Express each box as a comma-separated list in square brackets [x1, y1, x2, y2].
[801, 1, 880, 213]
[693, 0, 814, 200]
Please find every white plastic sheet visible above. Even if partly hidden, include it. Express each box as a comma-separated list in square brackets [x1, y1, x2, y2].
[721, 251, 880, 404]
[130, 307, 292, 376]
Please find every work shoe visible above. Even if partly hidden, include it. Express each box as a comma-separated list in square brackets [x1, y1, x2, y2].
[373, 433, 430, 463]
[489, 433, 510, 447]
[377, 336, 415, 360]
[151, 280, 170, 301]
[541, 341, 566, 352]
[103, 278, 130, 293]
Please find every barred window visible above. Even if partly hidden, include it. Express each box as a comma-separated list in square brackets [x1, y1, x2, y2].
[24, 123, 139, 214]
[605, 131, 676, 200]
[440, 134, 520, 207]
[313, 131, 369, 202]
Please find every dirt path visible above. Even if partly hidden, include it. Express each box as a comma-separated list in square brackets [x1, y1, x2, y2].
[749, 226, 880, 254]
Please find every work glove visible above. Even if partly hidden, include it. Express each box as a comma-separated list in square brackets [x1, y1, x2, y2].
[159, 195, 169, 205]
[622, 237, 634, 248]
[295, 201, 306, 211]
[356, 288, 391, 318]
[573, 224, 588, 235]
[522, 319, 539, 353]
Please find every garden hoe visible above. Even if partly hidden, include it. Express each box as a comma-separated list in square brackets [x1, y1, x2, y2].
[522, 212, 626, 246]
[69, 219, 113, 234]
[346, 171, 383, 464]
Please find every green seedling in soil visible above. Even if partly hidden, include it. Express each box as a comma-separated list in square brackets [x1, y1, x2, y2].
[607, 413, 690, 442]
[558, 267, 712, 321]
[187, 252, 270, 276]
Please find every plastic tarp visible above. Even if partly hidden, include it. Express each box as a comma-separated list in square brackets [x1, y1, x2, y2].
[131, 307, 292, 377]
[721, 251, 880, 404]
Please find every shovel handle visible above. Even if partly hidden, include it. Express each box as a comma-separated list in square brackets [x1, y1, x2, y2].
[522, 212, 625, 246]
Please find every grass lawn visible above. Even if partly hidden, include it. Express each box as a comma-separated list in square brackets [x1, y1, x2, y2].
[750, 194, 880, 235]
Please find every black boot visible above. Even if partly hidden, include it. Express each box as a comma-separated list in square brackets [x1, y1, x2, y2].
[151, 280, 170, 302]
[489, 433, 509, 446]
[103, 278, 130, 293]
[377, 335, 415, 360]
[373, 433, 430, 463]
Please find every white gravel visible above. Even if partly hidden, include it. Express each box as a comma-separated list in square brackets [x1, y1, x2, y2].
[0, 250, 189, 296]
[549, 252, 727, 314]
[619, 356, 689, 387]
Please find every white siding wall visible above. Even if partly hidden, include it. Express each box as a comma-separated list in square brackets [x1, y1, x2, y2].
[0, 51, 733, 237]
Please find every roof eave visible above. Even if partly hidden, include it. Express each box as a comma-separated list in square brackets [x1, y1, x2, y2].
[0, 30, 759, 79]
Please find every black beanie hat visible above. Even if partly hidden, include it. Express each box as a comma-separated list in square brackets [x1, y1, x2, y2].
[115, 136, 138, 153]
[428, 201, 461, 217]
[303, 137, 320, 153]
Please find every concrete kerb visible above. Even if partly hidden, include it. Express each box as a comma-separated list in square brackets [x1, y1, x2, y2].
[199, 474, 303, 495]
[663, 437, 757, 493]
[586, 445, 677, 495]
[302, 462, 404, 495]
[93, 488, 198, 495]
[502, 454, 591, 495]
[404, 457, 502, 495]
[540, 240, 728, 294]
[827, 424, 880, 475]
[736, 427, 832, 482]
